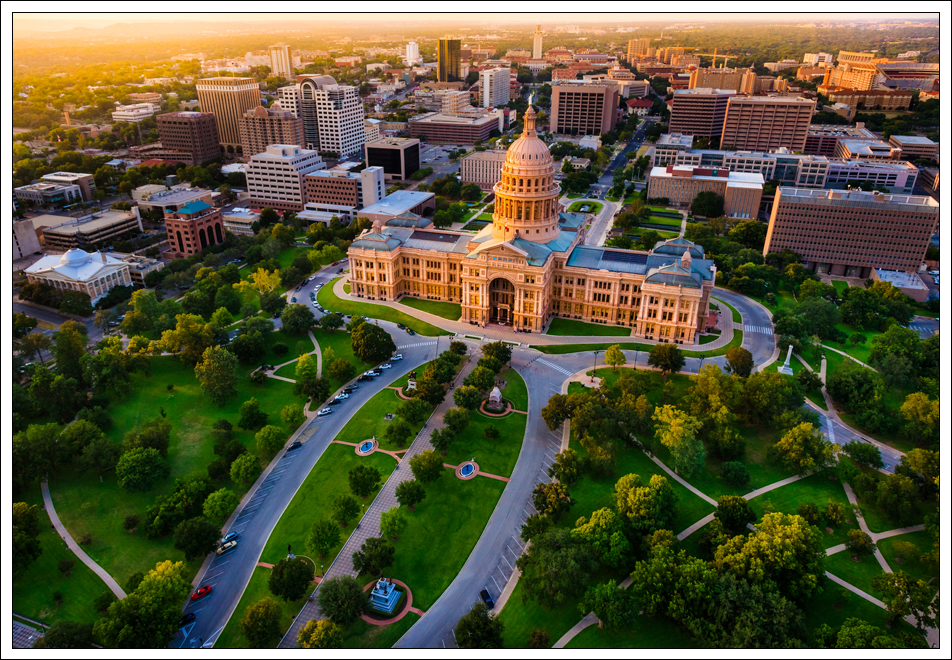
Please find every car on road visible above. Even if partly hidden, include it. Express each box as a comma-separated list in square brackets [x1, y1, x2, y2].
[219, 532, 238, 545]
[368, 369, 382, 377]
[286, 441, 302, 453]
[337, 268, 344, 274]
[406, 328, 415, 335]
[307, 276, 315, 281]
[328, 398, 342, 406]
[191, 585, 212, 601]
[480, 588, 495, 609]
[343, 385, 359, 393]
[318, 407, 333, 416]
[179, 612, 196, 628]
[216, 540, 238, 556]
[357, 375, 374, 382]
[397, 323, 405, 329]
[391, 354, 403, 361]
[335, 392, 350, 400]
[291, 297, 297, 303]
[380, 362, 392, 369]
[313, 301, 319, 307]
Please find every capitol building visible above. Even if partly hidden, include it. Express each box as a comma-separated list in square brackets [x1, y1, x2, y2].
[346, 107, 716, 343]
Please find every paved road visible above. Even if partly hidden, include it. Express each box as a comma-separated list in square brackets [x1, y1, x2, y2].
[710, 287, 776, 368]
[170, 335, 439, 649]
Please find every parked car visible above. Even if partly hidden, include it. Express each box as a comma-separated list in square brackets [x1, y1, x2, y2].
[343, 385, 359, 393]
[318, 408, 333, 416]
[191, 585, 212, 601]
[286, 441, 302, 452]
[313, 301, 319, 307]
[335, 392, 349, 400]
[328, 398, 342, 406]
[397, 323, 406, 329]
[406, 328, 416, 335]
[179, 612, 196, 628]
[219, 532, 238, 545]
[216, 540, 238, 556]
[391, 354, 403, 361]
[368, 369, 382, 377]
[337, 268, 344, 274]
[357, 375, 374, 382]
[291, 297, 297, 303]
[380, 362, 392, 369]
[480, 588, 495, 610]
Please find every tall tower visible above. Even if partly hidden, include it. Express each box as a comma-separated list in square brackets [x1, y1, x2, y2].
[269, 43, 292, 80]
[437, 38, 461, 82]
[532, 25, 543, 60]
[491, 107, 561, 243]
[195, 77, 261, 149]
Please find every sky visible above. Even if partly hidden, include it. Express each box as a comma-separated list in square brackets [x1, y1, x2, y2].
[13, 11, 942, 30]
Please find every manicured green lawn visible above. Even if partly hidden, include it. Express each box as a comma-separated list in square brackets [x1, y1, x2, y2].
[499, 579, 586, 649]
[802, 576, 916, 637]
[461, 220, 489, 231]
[272, 328, 368, 391]
[48, 356, 296, 587]
[564, 613, 691, 648]
[825, 548, 885, 597]
[831, 280, 850, 295]
[447, 406, 526, 478]
[260, 328, 314, 366]
[500, 368, 529, 410]
[877, 531, 939, 596]
[568, 201, 603, 214]
[546, 318, 632, 337]
[699, 333, 719, 344]
[789, 356, 827, 410]
[712, 297, 742, 324]
[644, 215, 682, 227]
[13, 511, 109, 627]
[317, 278, 450, 337]
[531, 332, 743, 359]
[398, 296, 462, 321]
[340, 612, 420, 648]
[217, 566, 309, 648]
[566, 193, 583, 199]
[825, 324, 879, 364]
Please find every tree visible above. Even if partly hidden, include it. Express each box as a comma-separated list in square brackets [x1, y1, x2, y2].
[348, 464, 382, 498]
[280, 304, 315, 335]
[240, 597, 282, 648]
[269, 557, 314, 602]
[725, 346, 754, 378]
[203, 488, 240, 524]
[690, 190, 724, 217]
[256, 425, 286, 457]
[443, 406, 471, 436]
[13, 312, 39, 338]
[13, 502, 42, 575]
[80, 435, 121, 474]
[410, 449, 444, 484]
[647, 343, 685, 377]
[532, 482, 573, 520]
[51, 323, 88, 381]
[93, 560, 192, 648]
[235, 268, 281, 297]
[601, 344, 627, 372]
[613, 473, 677, 534]
[159, 313, 214, 365]
[873, 571, 938, 633]
[516, 528, 595, 609]
[464, 365, 495, 392]
[715, 495, 756, 534]
[453, 385, 483, 410]
[173, 516, 220, 560]
[380, 506, 408, 541]
[319, 312, 345, 333]
[116, 447, 170, 492]
[238, 397, 269, 430]
[383, 417, 413, 448]
[772, 422, 833, 476]
[327, 358, 355, 383]
[846, 529, 875, 556]
[413, 377, 447, 406]
[62, 419, 104, 460]
[19, 331, 51, 364]
[230, 452, 261, 484]
[351, 322, 397, 364]
[33, 621, 94, 649]
[306, 518, 340, 560]
[352, 536, 395, 576]
[580, 580, 638, 630]
[571, 508, 631, 568]
[280, 404, 306, 429]
[122, 416, 173, 456]
[395, 479, 426, 509]
[547, 448, 580, 486]
[316, 575, 365, 625]
[843, 440, 884, 469]
[653, 406, 705, 476]
[297, 619, 343, 649]
[454, 601, 505, 648]
[796, 369, 823, 393]
[332, 494, 360, 528]
[194, 345, 239, 405]
[259, 289, 287, 316]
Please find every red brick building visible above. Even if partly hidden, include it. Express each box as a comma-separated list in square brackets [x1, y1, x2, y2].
[164, 200, 225, 258]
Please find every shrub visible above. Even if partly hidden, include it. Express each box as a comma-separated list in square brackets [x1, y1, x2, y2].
[721, 461, 750, 487]
[273, 343, 289, 357]
[79, 533, 92, 546]
[58, 559, 76, 575]
[123, 515, 140, 531]
[484, 425, 500, 439]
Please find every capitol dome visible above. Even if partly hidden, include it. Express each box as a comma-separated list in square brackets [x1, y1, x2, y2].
[61, 248, 92, 266]
[505, 107, 552, 167]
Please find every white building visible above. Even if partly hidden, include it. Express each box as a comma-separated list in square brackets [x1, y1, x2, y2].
[480, 68, 511, 108]
[112, 103, 158, 123]
[14, 219, 42, 260]
[406, 41, 422, 65]
[803, 52, 834, 65]
[299, 77, 365, 157]
[246, 144, 327, 212]
[441, 90, 472, 115]
[579, 135, 602, 150]
[275, 85, 302, 117]
[25, 248, 132, 304]
[269, 43, 293, 80]
[222, 207, 261, 236]
[532, 25, 544, 60]
[14, 182, 83, 208]
[365, 118, 382, 143]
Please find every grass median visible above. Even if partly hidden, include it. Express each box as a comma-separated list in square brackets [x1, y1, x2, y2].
[317, 278, 451, 337]
[217, 566, 309, 648]
[545, 318, 632, 337]
[397, 296, 462, 321]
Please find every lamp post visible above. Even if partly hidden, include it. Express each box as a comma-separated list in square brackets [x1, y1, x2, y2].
[591, 350, 602, 384]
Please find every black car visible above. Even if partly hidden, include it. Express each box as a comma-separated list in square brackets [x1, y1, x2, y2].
[179, 612, 196, 628]
[480, 589, 495, 610]
[286, 441, 302, 453]
[406, 328, 416, 335]
[397, 323, 406, 329]
[343, 385, 359, 393]
[328, 398, 342, 405]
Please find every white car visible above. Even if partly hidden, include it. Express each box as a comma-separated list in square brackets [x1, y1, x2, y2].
[391, 354, 403, 361]
[318, 408, 333, 416]
[307, 276, 315, 282]
[335, 392, 349, 400]
[313, 301, 319, 307]
[380, 362, 392, 369]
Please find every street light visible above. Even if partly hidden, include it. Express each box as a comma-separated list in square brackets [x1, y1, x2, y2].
[591, 350, 602, 384]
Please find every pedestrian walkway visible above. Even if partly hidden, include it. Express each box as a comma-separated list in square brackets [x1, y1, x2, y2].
[841, 482, 893, 574]
[644, 453, 718, 507]
[12, 620, 44, 649]
[40, 482, 126, 599]
[279, 357, 479, 648]
[822, 344, 878, 371]
[553, 612, 599, 648]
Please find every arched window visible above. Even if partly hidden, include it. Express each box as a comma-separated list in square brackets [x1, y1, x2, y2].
[176, 230, 184, 254]
[214, 223, 223, 244]
[199, 228, 208, 249]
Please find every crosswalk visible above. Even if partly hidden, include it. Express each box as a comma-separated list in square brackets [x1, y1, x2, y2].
[536, 358, 574, 376]
[909, 323, 936, 337]
[396, 340, 438, 350]
[743, 325, 773, 335]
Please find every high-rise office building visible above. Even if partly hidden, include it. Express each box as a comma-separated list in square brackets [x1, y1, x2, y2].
[627, 38, 652, 61]
[365, 138, 421, 181]
[246, 145, 327, 212]
[298, 76, 365, 157]
[238, 106, 305, 156]
[406, 41, 421, 64]
[269, 43, 293, 79]
[688, 67, 752, 93]
[195, 77, 261, 149]
[764, 188, 939, 276]
[532, 25, 544, 60]
[550, 82, 619, 136]
[275, 85, 302, 117]
[438, 38, 462, 82]
[155, 111, 222, 164]
[480, 68, 510, 108]
[720, 96, 815, 152]
[668, 88, 736, 142]
[304, 166, 385, 210]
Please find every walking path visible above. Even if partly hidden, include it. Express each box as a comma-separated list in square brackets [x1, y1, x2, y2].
[644, 453, 718, 507]
[442, 463, 511, 483]
[278, 357, 479, 647]
[553, 613, 600, 648]
[841, 482, 892, 574]
[40, 481, 126, 599]
[822, 344, 878, 372]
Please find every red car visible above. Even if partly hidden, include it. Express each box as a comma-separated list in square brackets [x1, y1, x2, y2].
[191, 585, 212, 601]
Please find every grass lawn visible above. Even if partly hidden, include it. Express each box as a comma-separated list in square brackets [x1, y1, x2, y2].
[825, 549, 885, 597]
[531, 332, 742, 359]
[566, 193, 583, 199]
[317, 278, 450, 337]
[499, 579, 586, 648]
[344, 282, 351, 293]
[789, 356, 827, 410]
[217, 566, 308, 648]
[500, 368, 529, 410]
[564, 613, 691, 648]
[802, 576, 916, 637]
[271, 328, 367, 391]
[445, 397, 526, 478]
[825, 323, 880, 364]
[545, 318, 631, 337]
[340, 612, 420, 648]
[651, 229, 679, 239]
[13, 510, 110, 627]
[48, 356, 297, 588]
[477, 213, 494, 221]
[645, 215, 682, 227]
[461, 220, 489, 232]
[877, 531, 939, 595]
[568, 201, 603, 214]
[831, 280, 850, 295]
[711, 297, 742, 324]
[698, 333, 719, 344]
[398, 296, 462, 321]
[259, 328, 314, 366]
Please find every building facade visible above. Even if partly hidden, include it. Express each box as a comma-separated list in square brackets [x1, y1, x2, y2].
[804, 124, 879, 157]
[238, 106, 305, 156]
[14, 182, 83, 208]
[647, 165, 763, 219]
[347, 108, 715, 341]
[688, 67, 752, 93]
[269, 43, 293, 79]
[550, 82, 619, 136]
[164, 201, 226, 258]
[833, 140, 902, 161]
[297, 77, 364, 157]
[155, 111, 222, 164]
[438, 39, 462, 82]
[408, 112, 500, 143]
[626, 38, 652, 60]
[764, 188, 939, 276]
[25, 249, 132, 304]
[460, 150, 508, 190]
[112, 103, 157, 123]
[304, 166, 385, 210]
[480, 68, 511, 108]
[888, 135, 939, 160]
[196, 77, 262, 148]
[246, 144, 327, 212]
[222, 207, 261, 236]
[532, 25, 544, 60]
[13, 219, 42, 260]
[365, 138, 421, 181]
[38, 172, 96, 202]
[720, 96, 815, 152]
[669, 88, 736, 141]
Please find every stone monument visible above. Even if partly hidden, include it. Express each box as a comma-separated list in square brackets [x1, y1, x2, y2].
[487, 385, 504, 411]
[777, 344, 794, 376]
[406, 371, 417, 392]
[368, 578, 401, 614]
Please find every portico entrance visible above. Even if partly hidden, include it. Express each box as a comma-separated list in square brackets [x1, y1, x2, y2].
[489, 277, 515, 325]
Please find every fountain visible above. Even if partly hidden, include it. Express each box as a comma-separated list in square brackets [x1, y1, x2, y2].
[460, 463, 474, 476]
